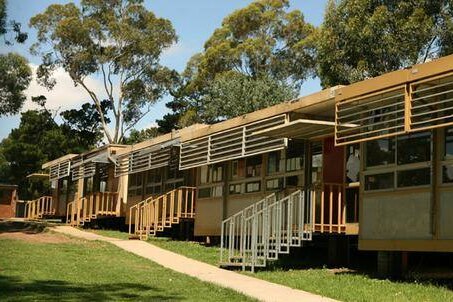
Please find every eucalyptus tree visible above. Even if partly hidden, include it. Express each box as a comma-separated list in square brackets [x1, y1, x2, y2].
[317, 0, 453, 87]
[158, 0, 315, 130]
[29, 0, 178, 143]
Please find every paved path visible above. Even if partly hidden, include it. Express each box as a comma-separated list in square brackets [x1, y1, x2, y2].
[53, 226, 337, 302]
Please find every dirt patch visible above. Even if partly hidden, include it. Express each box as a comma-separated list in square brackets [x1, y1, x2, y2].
[0, 231, 73, 244]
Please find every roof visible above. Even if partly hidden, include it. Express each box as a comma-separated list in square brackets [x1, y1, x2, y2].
[180, 86, 341, 142]
[42, 154, 78, 169]
[115, 123, 208, 156]
[0, 184, 18, 189]
[336, 53, 453, 102]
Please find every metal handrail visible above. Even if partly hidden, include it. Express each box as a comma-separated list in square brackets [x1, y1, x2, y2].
[220, 190, 313, 272]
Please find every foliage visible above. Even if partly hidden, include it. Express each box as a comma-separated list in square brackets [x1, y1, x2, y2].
[317, 0, 453, 87]
[0, 1, 30, 116]
[0, 53, 32, 116]
[158, 0, 315, 129]
[122, 127, 160, 144]
[0, 0, 28, 44]
[202, 71, 298, 122]
[29, 0, 178, 143]
[0, 107, 104, 199]
[60, 99, 112, 150]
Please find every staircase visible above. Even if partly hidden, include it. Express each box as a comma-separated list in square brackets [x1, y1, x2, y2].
[66, 191, 120, 226]
[220, 190, 313, 272]
[129, 187, 196, 240]
[25, 196, 54, 219]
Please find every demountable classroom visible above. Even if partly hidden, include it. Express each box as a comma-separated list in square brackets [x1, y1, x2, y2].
[33, 53, 453, 275]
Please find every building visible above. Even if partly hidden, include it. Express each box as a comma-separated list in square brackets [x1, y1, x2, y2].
[32, 53, 453, 274]
[0, 184, 18, 219]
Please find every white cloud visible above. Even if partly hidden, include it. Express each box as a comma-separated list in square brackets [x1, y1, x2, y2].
[161, 41, 189, 59]
[23, 64, 106, 113]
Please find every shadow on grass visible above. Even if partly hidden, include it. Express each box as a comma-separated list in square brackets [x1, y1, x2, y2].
[0, 221, 46, 234]
[0, 275, 183, 301]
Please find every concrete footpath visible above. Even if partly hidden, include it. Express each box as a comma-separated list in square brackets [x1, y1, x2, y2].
[53, 226, 337, 302]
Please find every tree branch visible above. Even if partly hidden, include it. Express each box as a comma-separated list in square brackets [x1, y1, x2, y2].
[77, 78, 114, 143]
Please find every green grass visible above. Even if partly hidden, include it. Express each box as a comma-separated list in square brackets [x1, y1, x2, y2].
[84, 228, 131, 240]
[0, 229, 254, 301]
[89, 229, 453, 302]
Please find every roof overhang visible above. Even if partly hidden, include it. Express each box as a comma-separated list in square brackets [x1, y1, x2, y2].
[42, 154, 78, 169]
[253, 118, 356, 140]
[26, 173, 50, 179]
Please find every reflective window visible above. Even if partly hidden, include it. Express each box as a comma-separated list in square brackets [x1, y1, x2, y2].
[443, 164, 453, 183]
[365, 173, 394, 191]
[366, 138, 395, 167]
[246, 156, 262, 177]
[397, 168, 431, 188]
[445, 128, 453, 158]
[397, 133, 431, 165]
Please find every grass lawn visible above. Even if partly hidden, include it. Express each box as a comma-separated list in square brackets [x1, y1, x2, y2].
[88, 229, 453, 302]
[0, 224, 254, 301]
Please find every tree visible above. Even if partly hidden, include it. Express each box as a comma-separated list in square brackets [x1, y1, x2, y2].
[60, 100, 112, 150]
[0, 53, 32, 115]
[0, 105, 106, 199]
[0, 0, 31, 116]
[122, 127, 159, 144]
[317, 0, 453, 87]
[158, 0, 315, 128]
[202, 71, 298, 122]
[29, 0, 178, 143]
[0, 0, 28, 44]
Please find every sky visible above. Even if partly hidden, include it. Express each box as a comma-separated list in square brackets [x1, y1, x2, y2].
[0, 0, 327, 141]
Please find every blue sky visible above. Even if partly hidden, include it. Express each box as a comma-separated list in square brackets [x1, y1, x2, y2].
[0, 0, 327, 140]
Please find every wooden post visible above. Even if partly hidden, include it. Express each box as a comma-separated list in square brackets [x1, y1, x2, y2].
[338, 185, 342, 231]
[321, 190, 324, 233]
[329, 185, 333, 233]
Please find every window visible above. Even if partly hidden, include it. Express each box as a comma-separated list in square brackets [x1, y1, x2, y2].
[229, 183, 243, 195]
[346, 144, 360, 183]
[231, 159, 245, 179]
[365, 132, 432, 191]
[286, 140, 304, 172]
[145, 169, 162, 195]
[397, 133, 431, 165]
[286, 175, 300, 187]
[267, 151, 281, 174]
[446, 128, 453, 158]
[266, 178, 283, 190]
[366, 138, 395, 167]
[397, 168, 431, 188]
[310, 142, 322, 184]
[246, 155, 262, 177]
[201, 164, 223, 184]
[246, 181, 261, 193]
[128, 173, 143, 197]
[365, 173, 394, 191]
[198, 185, 223, 198]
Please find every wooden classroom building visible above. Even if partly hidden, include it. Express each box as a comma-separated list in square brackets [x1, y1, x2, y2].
[32, 53, 453, 273]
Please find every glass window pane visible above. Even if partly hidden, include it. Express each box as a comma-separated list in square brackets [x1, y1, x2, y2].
[246, 155, 262, 177]
[366, 138, 395, 167]
[246, 181, 261, 193]
[267, 151, 280, 174]
[365, 173, 394, 191]
[198, 188, 210, 198]
[445, 128, 453, 158]
[397, 168, 430, 188]
[397, 132, 431, 165]
[443, 164, 453, 183]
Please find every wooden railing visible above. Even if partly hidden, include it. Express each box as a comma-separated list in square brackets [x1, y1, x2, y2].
[66, 191, 120, 226]
[310, 183, 347, 233]
[129, 187, 196, 240]
[25, 196, 54, 219]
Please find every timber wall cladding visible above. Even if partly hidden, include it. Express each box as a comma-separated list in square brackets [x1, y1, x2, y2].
[114, 146, 172, 177]
[179, 114, 287, 170]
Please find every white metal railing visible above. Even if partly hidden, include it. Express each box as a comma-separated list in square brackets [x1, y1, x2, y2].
[220, 190, 313, 272]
